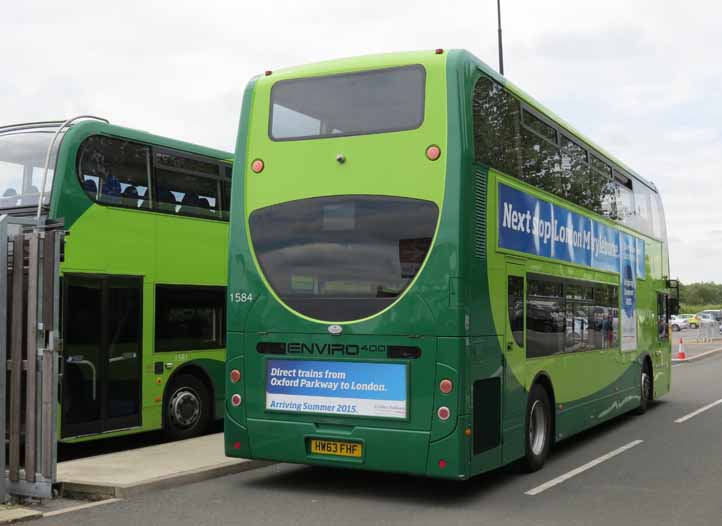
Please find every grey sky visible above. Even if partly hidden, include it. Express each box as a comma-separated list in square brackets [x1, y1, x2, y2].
[3, 0, 719, 283]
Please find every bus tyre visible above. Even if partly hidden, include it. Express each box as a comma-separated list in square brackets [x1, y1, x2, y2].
[522, 384, 552, 473]
[635, 364, 652, 415]
[164, 374, 211, 441]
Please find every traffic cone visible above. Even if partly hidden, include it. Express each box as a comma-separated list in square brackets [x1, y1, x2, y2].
[677, 338, 686, 360]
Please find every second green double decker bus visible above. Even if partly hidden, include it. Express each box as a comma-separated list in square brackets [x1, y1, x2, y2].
[225, 50, 673, 478]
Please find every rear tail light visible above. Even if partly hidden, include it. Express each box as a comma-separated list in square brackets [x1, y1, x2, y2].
[439, 379, 453, 394]
[437, 406, 450, 421]
[233, 441, 241, 449]
[231, 394, 242, 407]
[438, 459, 447, 469]
[230, 369, 241, 383]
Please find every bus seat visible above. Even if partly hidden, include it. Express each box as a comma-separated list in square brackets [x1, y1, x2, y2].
[82, 179, 98, 195]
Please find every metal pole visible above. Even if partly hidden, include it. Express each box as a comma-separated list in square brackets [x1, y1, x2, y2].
[0, 216, 8, 502]
[497, 0, 505, 75]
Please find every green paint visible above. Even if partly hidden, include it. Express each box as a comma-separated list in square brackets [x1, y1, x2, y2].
[225, 50, 671, 479]
[48, 120, 231, 442]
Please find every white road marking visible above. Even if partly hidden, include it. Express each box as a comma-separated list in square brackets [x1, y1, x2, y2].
[675, 398, 722, 423]
[525, 440, 644, 496]
[42, 498, 123, 518]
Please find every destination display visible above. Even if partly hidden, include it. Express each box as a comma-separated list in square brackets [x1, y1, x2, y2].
[265, 360, 407, 419]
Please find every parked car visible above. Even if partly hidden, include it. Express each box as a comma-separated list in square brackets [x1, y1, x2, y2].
[670, 315, 689, 332]
[701, 309, 722, 322]
[696, 312, 716, 324]
[677, 313, 700, 329]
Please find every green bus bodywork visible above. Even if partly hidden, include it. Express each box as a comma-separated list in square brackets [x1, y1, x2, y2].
[225, 50, 671, 478]
[44, 120, 231, 442]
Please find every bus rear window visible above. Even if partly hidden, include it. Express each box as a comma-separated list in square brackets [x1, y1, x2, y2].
[269, 65, 425, 141]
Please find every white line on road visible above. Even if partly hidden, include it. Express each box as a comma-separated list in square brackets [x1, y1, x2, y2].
[525, 440, 644, 496]
[675, 398, 722, 423]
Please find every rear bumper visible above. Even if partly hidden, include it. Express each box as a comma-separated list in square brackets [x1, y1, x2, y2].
[225, 413, 469, 479]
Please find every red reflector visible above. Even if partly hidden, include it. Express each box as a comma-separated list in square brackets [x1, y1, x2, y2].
[233, 441, 241, 450]
[439, 379, 453, 394]
[230, 369, 241, 383]
[437, 406, 450, 421]
[435, 48, 444, 55]
[251, 159, 264, 173]
[231, 394, 242, 407]
[438, 459, 447, 469]
[265, 70, 273, 76]
[426, 145, 441, 161]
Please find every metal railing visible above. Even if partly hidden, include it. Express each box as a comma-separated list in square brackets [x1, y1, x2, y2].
[697, 319, 718, 343]
[0, 216, 64, 501]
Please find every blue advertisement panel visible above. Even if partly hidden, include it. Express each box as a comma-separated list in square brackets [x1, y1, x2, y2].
[621, 234, 638, 351]
[266, 360, 407, 419]
[498, 183, 643, 276]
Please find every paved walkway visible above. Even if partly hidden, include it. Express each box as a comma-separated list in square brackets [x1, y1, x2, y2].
[57, 433, 262, 498]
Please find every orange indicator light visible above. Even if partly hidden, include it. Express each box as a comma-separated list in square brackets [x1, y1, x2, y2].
[251, 159, 264, 173]
[426, 145, 441, 161]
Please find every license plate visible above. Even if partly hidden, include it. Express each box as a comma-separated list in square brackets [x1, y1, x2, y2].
[309, 439, 363, 458]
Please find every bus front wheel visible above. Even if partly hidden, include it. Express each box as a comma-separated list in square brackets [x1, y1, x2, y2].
[522, 384, 552, 473]
[164, 374, 211, 441]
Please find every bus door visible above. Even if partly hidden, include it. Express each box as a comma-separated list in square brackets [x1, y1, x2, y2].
[61, 275, 142, 438]
[502, 263, 527, 460]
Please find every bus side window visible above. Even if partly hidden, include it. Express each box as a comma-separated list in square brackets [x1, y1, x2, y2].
[657, 293, 669, 340]
[508, 276, 524, 347]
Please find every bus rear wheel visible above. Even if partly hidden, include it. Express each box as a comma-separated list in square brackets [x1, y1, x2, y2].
[636, 363, 653, 415]
[522, 384, 552, 473]
[164, 374, 211, 441]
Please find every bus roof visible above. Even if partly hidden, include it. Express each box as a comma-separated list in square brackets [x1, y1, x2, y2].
[0, 119, 233, 162]
[256, 49, 655, 193]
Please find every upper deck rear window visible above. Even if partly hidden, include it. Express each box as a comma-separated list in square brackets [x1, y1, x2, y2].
[269, 65, 425, 141]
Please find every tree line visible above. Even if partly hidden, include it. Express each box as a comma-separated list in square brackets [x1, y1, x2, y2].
[679, 282, 722, 310]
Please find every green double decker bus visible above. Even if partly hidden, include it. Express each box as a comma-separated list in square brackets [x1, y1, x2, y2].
[0, 118, 232, 442]
[224, 50, 673, 478]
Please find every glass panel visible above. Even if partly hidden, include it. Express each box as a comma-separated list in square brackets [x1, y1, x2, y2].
[270, 65, 425, 140]
[221, 166, 232, 220]
[634, 183, 653, 236]
[616, 183, 636, 226]
[107, 282, 141, 420]
[154, 155, 220, 218]
[526, 278, 565, 358]
[521, 127, 563, 196]
[473, 76, 522, 177]
[249, 195, 439, 321]
[590, 155, 612, 178]
[508, 276, 524, 347]
[62, 280, 102, 428]
[658, 294, 669, 341]
[156, 286, 226, 352]
[523, 110, 557, 144]
[527, 275, 618, 356]
[0, 130, 61, 209]
[78, 136, 150, 209]
[560, 135, 593, 210]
